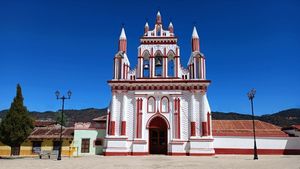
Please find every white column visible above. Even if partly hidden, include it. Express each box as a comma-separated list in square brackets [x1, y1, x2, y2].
[122, 94, 127, 121]
[111, 93, 117, 121]
[140, 58, 144, 78]
[191, 93, 195, 122]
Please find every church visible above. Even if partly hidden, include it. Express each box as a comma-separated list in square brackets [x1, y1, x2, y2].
[103, 12, 300, 156]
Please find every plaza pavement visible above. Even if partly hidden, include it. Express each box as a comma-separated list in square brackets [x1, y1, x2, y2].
[0, 155, 299, 169]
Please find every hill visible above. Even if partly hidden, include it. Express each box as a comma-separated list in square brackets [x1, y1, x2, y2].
[1, 108, 299, 127]
[0, 108, 107, 127]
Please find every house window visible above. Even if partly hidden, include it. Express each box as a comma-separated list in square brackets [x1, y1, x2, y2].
[32, 141, 42, 154]
[161, 97, 169, 113]
[81, 138, 90, 153]
[94, 139, 103, 146]
[148, 97, 155, 113]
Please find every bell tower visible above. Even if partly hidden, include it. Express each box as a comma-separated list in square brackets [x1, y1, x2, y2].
[137, 11, 180, 79]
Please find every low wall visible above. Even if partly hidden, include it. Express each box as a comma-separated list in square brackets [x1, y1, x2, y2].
[214, 136, 300, 155]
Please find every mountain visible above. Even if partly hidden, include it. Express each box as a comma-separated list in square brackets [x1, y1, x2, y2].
[259, 108, 300, 127]
[0, 108, 107, 127]
[212, 109, 300, 127]
[1, 108, 299, 127]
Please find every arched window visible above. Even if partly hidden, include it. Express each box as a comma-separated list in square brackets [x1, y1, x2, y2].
[143, 59, 150, 78]
[161, 97, 169, 113]
[168, 59, 174, 77]
[155, 56, 163, 77]
[148, 97, 155, 113]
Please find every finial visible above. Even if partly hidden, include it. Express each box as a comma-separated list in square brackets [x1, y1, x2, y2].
[119, 27, 126, 40]
[192, 26, 199, 38]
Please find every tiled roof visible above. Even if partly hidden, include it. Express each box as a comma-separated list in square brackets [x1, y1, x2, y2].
[92, 115, 107, 122]
[292, 125, 300, 130]
[212, 120, 287, 137]
[283, 124, 300, 131]
[28, 125, 74, 139]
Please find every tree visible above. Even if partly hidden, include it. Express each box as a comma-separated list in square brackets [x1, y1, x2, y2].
[55, 111, 69, 126]
[0, 84, 34, 156]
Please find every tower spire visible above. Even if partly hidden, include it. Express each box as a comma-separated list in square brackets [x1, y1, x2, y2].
[118, 27, 127, 52]
[144, 22, 149, 34]
[168, 22, 174, 33]
[156, 11, 162, 24]
[191, 26, 200, 52]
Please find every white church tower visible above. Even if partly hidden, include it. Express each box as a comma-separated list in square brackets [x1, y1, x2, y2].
[104, 11, 214, 156]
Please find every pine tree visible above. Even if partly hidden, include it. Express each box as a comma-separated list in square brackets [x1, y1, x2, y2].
[0, 84, 34, 156]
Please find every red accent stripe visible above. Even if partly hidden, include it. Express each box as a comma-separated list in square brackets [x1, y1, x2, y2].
[121, 121, 126, 136]
[202, 122, 208, 136]
[177, 99, 181, 139]
[136, 99, 140, 138]
[174, 98, 178, 139]
[110, 121, 115, 136]
[191, 122, 196, 136]
[107, 112, 111, 135]
[207, 112, 211, 135]
[215, 148, 300, 155]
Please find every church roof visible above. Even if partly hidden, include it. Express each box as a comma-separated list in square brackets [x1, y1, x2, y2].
[212, 120, 287, 137]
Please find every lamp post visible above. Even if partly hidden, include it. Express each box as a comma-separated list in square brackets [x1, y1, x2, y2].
[247, 89, 258, 160]
[55, 90, 72, 161]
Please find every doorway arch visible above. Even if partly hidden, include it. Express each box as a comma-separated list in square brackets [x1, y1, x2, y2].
[147, 115, 169, 154]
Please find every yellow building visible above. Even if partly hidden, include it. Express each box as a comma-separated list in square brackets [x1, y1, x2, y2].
[0, 124, 75, 157]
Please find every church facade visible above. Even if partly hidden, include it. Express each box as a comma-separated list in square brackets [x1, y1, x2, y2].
[104, 12, 214, 156]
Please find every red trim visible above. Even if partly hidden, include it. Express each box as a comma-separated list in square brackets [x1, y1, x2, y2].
[139, 99, 143, 138]
[108, 79, 211, 84]
[160, 96, 169, 113]
[189, 153, 214, 156]
[169, 152, 214, 156]
[177, 99, 181, 139]
[131, 152, 149, 156]
[107, 112, 111, 135]
[104, 152, 128, 156]
[168, 152, 189, 156]
[189, 138, 214, 142]
[191, 122, 196, 136]
[213, 133, 288, 137]
[202, 122, 208, 136]
[207, 112, 211, 136]
[104, 137, 128, 141]
[174, 98, 178, 139]
[146, 113, 170, 129]
[110, 121, 115, 136]
[214, 148, 300, 155]
[121, 121, 126, 136]
[136, 99, 140, 138]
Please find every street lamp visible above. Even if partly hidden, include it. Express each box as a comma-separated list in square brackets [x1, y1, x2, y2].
[247, 88, 258, 160]
[55, 90, 72, 160]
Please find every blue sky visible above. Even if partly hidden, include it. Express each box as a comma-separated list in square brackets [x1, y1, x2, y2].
[0, 0, 299, 115]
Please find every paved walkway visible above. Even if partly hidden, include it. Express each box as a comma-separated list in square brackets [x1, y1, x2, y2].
[1, 155, 299, 169]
